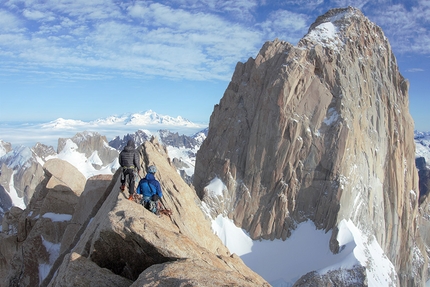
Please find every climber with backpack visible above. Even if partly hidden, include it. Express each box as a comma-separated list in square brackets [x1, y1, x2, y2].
[119, 139, 140, 200]
[136, 165, 163, 214]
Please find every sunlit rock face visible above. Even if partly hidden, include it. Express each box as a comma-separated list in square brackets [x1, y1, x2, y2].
[194, 7, 424, 286]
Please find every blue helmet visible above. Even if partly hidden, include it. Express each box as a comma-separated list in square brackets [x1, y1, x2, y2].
[148, 165, 157, 174]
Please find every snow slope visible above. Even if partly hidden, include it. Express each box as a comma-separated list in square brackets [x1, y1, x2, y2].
[50, 139, 120, 179]
[212, 215, 396, 286]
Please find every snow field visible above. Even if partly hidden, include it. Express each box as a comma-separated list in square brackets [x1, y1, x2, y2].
[212, 215, 396, 286]
[206, 174, 397, 286]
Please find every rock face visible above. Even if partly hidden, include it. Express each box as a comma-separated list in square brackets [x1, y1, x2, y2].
[293, 266, 367, 287]
[159, 129, 209, 185]
[0, 138, 268, 286]
[32, 143, 57, 162]
[109, 130, 150, 151]
[0, 158, 89, 287]
[194, 7, 424, 286]
[416, 157, 430, 201]
[58, 131, 119, 170]
[0, 140, 12, 157]
[158, 129, 202, 149]
[0, 143, 52, 221]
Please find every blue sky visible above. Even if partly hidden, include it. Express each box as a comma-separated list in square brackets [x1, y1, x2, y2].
[1, 0, 429, 130]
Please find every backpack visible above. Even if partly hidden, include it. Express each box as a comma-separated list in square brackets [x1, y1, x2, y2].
[137, 179, 156, 197]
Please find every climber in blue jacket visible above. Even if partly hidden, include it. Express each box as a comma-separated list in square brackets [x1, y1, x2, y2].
[136, 165, 163, 214]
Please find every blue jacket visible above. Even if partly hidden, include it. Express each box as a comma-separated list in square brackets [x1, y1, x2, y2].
[136, 173, 163, 198]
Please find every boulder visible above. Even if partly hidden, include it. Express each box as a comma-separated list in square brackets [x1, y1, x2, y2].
[132, 257, 268, 287]
[293, 266, 367, 287]
[48, 252, 132, 287]
[44, 158, 86, 196]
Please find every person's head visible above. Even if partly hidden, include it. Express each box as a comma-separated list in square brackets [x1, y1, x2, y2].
[126, 140, 135, 148]
[148, 165, 157, 174]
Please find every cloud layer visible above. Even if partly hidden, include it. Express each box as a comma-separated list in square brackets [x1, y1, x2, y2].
[1, 0, 426, 83]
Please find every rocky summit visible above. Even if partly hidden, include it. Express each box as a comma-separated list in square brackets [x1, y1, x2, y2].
[194, 7, 426, 286]
[0, 137, 268, 286]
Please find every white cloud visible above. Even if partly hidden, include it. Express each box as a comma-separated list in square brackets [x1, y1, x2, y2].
[127, 2, 240, 33]
[406, 68, 424, 73]
[281, 0, 324, 9]
[366, 2, 430, 54]
[1, 0, 428, 84]
[0, 9, 24, 32]
[259, 9, 309, 44]
[23, 9, 55, 21]
[217, 0, 258, 20]
[167, 0, 259, 21]
[329, 0, 369, 9]
[31, 0, 122, 20]
[0, 1, 263, 82]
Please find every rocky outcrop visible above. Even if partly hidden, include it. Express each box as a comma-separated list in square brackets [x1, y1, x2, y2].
[0, 165, 15, 219]
[109, 130, 150, 150]
[32, 143, 57, 162]
[159, 129, 202, 149]
[194, 7, 423, 286]
[0, 158, 88, 287]
[0, 140, 12, 157]
[44, 159, 86, 197]
[293, 266, 367, 287]
[131, 256, 265, 286]
[0, 206, 25, 282]
[0, 144, 51, 220]
[0, 138, 268, 286]
[416, 157, 430, 202]
[58, 131, 119, 170]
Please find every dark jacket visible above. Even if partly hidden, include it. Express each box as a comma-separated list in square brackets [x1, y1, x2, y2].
[136, 173, 163, 198]
[119, 140, 140, 169]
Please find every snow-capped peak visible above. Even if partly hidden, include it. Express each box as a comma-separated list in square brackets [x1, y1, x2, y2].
[40, 110, 204, 130]
[41, 118, 87, 129]
[124, 110, 201, 127]
[301, 7, 362, 51]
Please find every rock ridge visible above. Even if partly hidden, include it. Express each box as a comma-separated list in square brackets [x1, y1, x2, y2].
[1, 137, 268, 286]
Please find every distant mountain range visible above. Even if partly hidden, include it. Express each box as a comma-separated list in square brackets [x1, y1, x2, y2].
[40, 110, 204, 129]
[0, 110, 208, 148]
